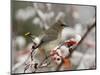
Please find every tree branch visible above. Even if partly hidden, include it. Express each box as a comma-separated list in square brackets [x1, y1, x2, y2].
[56, 21, 96, 71]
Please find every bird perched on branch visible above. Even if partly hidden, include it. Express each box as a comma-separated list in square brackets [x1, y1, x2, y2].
[25, 20, 68, 60]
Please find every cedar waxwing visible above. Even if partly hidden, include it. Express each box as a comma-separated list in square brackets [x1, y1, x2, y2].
[38, 20, 68, 47]
[25, 20, 68, 60]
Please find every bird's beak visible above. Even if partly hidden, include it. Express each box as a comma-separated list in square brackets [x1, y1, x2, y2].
[61, 24, 69, 27]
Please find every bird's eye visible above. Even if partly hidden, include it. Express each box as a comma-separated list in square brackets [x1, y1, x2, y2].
[61, 24, 68, 27]
[61, 24, 66, 27]
[61, 24, 64, 26]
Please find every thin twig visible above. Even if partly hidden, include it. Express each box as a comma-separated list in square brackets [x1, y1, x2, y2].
[68, 21, 96, 58]
[33, 55, 51, 72]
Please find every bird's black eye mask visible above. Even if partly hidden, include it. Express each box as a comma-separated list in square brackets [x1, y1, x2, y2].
[61, 24, 68, 27]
